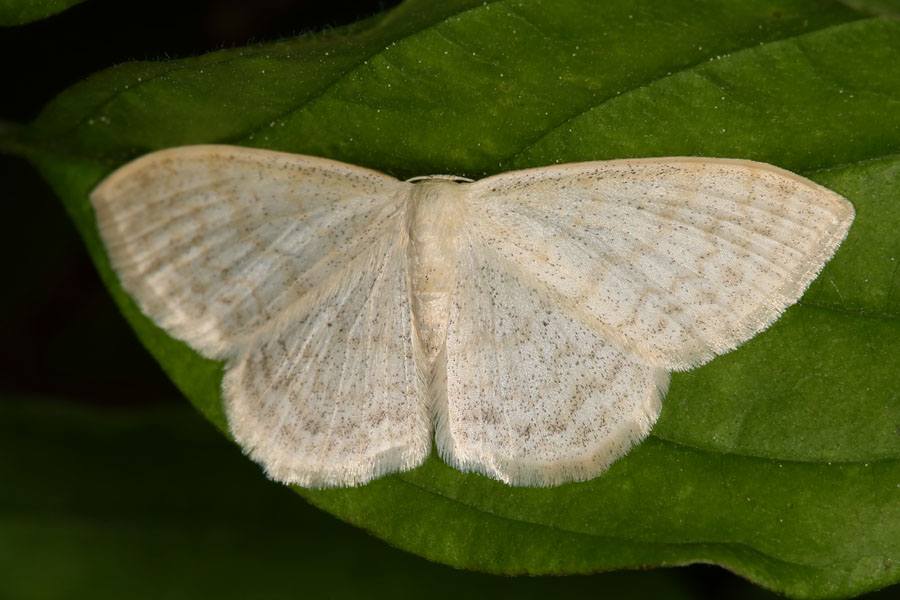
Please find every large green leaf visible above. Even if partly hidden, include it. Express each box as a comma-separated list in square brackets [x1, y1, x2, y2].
[12, 0, 900, 597]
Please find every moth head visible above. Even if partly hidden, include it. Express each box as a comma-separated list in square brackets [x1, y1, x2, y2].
[405, 174, 474, 183]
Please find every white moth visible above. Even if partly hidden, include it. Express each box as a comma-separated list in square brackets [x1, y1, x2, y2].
[91, 145, 854, 488]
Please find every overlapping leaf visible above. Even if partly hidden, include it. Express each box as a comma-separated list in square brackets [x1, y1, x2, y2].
[0, 0, 84, 26]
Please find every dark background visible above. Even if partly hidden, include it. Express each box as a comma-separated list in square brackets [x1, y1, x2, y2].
[1, 1, 896, 598]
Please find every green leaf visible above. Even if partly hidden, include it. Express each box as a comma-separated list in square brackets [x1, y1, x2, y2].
[18, 0, 900, 597]
[0, 0, 84, 26]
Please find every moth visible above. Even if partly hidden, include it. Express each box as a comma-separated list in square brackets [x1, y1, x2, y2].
[91, 145, 854, 487]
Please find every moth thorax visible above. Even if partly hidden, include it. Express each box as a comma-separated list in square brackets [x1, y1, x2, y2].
[406, 180, 467, 366]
